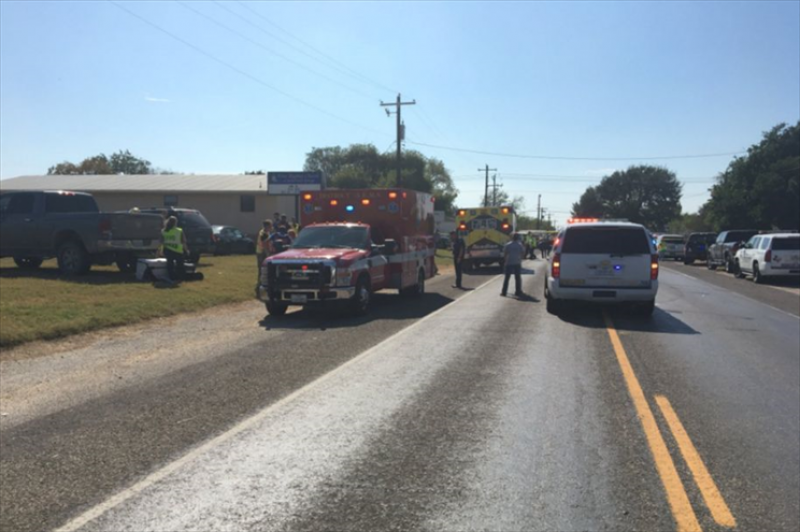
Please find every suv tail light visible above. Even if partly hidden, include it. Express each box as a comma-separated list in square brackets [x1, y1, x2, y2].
[552, 253, 561, 279]
[765, 249, 772, 262]
[651, 254, 659, 280]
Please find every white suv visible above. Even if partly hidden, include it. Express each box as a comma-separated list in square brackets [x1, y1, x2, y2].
[544, 222, 659, 315]
[734, 233, 800, 283]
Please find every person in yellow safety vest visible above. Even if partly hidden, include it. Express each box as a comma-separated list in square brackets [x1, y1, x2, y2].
[256, 219, 274, 282]
[162, 216, 189, 282]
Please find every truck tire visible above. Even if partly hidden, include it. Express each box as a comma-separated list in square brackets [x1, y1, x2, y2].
[57, 241, 90, 275]
[753, 263, 764, 284]
[734, 260, 746, 278]
[706, 258, 717, 271]
[725, 256, 737, 274]
[13, 257, 43, 270]
[265, 298, 288, 316]
[351, 276, 371, 316]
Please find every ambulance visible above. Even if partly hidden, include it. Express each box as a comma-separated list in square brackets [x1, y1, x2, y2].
[455, 206, 516, 269]
[257, 188, 436, 316]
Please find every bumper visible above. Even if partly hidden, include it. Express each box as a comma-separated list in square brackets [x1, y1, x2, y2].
[658, 251, 683, 259]
[548, 278, 658, 302]
[97, 240, 160, 252]
[761, 265, 800, 277]
[257, 285, 355, 303]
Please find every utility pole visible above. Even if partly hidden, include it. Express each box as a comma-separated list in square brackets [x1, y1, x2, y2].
[478, 164, 497, 207]
[537, 194, 542, 230]
[381, 93, 415, 187]
[489, 173, 503, 206]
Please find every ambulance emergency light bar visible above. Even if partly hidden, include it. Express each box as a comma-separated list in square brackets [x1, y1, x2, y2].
[566, 217, 630, 224]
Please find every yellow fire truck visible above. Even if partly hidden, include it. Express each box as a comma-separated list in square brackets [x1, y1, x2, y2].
[456, 206, 517, 270]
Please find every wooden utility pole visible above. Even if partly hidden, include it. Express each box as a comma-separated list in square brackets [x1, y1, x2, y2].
[381, 94, 416, 187]
[537, 194, 542, 229]
[479, 164, 497, 206]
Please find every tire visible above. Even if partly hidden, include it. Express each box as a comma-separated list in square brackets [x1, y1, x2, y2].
[725, 256, 736, 274]
[753, 263, 764, 284]
[400, 269, 425, 297]
[734, 260, 745, 279]
[13, 257, 43, 270]
[350, 275, 371, 316]
[57, 241, 90, 275]
[116, 257, 137, 273]
[546, 296, 561, 315]
[683, 257, 694, 265]
[265, 298, 288, 316]
[706, 258, 717, 271]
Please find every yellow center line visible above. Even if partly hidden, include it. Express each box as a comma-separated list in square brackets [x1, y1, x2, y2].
[656, 395, 737, 528]
[603, 312, 702, 532]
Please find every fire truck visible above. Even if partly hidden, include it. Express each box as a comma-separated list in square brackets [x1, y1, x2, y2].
[456, 206, 517, 270]
[257, 188, 436, 316]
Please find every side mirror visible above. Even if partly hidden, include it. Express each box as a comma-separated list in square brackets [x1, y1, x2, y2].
[383, 239, 397, 256]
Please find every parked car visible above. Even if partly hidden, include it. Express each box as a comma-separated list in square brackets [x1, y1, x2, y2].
[544, 221, 659, 316]
[212, 225, 255, 255]
[139, 208, 215, 264]
[0, 190, 163, 274]
[734, 233, 800, 283]
[656, 234, 685, 261]
[707, 229, 759, 273]
[683, 232, 717, 264]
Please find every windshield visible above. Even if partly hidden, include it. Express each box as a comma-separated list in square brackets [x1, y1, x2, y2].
[291, 226, 370, 249]
[562, 227, 651, 255]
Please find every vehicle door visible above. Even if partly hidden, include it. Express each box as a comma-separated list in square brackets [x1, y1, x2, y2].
[712, 232, 727, 262]
[0, 192, 38, 255]
[739, 236, 758, 272]
[560, 226, 653, 288]
[770, 236, 800, 271]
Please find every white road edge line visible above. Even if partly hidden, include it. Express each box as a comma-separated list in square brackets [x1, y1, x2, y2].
[664, 267, 800, 320]
[54, 274, 499, 532]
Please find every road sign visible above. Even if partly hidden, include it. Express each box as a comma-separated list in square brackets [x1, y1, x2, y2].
[267, 172, 323, 195]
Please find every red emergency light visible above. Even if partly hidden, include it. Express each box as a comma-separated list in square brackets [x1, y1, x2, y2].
[303, 193, 313, 201]
[388, 192, 398, 199]
[501, 223, 510, 230]
[361, 199, 371, 206]
[330, 200, 338, 206]
[568, 217, 599, 224]
[458, 210, 466, 217]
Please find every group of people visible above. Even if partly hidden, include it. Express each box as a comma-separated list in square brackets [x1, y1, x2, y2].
[523, 232, 553, 259]
[256, 213, 299, 279]
[450, 231, 544, 297]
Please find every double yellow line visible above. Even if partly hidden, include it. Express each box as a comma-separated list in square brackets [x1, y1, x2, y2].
[604, 312, 736, 532]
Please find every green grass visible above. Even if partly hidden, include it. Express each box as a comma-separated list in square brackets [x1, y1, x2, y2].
[0, 255, 259, 349]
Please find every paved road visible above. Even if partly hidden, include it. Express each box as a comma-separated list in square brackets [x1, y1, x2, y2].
[1, 260, 798, 532]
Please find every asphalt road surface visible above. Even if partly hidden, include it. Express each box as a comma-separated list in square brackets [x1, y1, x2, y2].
[1, 259, 798, 532]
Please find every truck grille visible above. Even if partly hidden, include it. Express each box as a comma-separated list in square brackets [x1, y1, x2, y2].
[270, 263, 332, 288]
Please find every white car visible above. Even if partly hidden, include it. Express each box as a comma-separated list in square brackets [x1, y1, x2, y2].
[544, 221, 659, 315]
[656, 234, 685, 260]
[734, 233, 800, 283]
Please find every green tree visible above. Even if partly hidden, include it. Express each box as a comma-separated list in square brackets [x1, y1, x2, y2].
[571, 165, 683, 231]
[666, 212, 713, 235]
[48, 150, 154, 175]
[704, 122, 800, 231]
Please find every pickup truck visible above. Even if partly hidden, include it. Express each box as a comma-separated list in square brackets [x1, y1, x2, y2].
[706, 229, 758, 273]
[0, 190, 164, 275]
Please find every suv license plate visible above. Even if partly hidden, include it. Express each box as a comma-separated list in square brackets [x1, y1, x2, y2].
[290, 294, 308, 304]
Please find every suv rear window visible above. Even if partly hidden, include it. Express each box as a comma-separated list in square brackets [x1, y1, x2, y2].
[661, 237, 683, 244]
[562, 227, 650, 255]
[772, 237, 800, 250]
[178, 211, 211, 228]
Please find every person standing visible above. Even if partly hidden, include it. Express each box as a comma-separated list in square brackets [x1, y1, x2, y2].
[256, 219, 273, 281]
[451, 231, 466, 289]
[162, 216, 189, 283]
[529, 233, 538, 259]
[501, 233, 525, 297]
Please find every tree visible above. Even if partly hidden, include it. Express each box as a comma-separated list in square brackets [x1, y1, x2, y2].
[666, 212, 713, 235]
[704, 122, 799, 231]
[244, 170, 265, 175]
[48, 150, 154, 175]
[571, 165, 683, 231]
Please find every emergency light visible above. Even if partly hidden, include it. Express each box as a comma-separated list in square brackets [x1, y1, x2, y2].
[330, 200, 338, 206]
[388, 192, 398, 199]
[346, 205, 355, 212]
[458, 210, 466, 217]
[361, 199, 371, 206]
[303, 193, 313, 201]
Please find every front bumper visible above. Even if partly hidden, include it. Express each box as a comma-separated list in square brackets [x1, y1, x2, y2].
[257, 285, 355, 303]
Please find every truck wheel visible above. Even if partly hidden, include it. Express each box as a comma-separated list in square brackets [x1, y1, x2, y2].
[725, 257, 737, 274]
[753, 263, 764, 284]
[706, 259, 717, 271]
[13, 257, 43, 270]
[351, 276, 371, 316]
[265, 298, 288, 316]
[57, 241, 90, 275]
[639, 299, 656, 317]
[734, 260, 745, 279]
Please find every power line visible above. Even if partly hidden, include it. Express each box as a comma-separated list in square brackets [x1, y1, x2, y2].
[408, 140, 746, 161]
[110, 1, 389, 139]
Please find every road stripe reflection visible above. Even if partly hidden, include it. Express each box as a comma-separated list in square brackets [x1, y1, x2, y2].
[656, 395, 737, 528]
[603, 312, 702, 532]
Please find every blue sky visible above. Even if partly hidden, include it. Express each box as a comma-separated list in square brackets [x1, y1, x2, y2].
[2, 1, 798, 226]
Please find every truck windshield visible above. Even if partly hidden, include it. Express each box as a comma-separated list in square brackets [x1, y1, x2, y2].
[292, 226, 370, 249]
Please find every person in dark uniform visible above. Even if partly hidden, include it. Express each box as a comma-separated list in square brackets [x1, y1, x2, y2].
[451, 231, 466, 289]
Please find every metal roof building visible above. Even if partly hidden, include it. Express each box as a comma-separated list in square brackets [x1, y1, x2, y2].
[0, 174, 296, 236]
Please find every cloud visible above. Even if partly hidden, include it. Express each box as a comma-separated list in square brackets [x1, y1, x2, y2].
[145, 96, 171, 103]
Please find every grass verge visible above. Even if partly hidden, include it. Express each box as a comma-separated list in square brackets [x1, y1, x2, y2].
[0, 256, 258, 349]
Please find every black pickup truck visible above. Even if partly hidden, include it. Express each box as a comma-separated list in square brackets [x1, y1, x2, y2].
[706, 229, 758, 273]
[0, 190, 163, 274]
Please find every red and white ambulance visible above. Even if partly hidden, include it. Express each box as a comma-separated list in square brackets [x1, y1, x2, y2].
[257, 188, 436, 316]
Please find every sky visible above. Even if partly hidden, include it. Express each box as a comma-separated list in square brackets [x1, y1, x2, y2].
[1, 0, 798, 227]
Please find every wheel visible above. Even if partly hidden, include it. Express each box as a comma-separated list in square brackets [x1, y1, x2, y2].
[350, 275, 371, 316]
[13, 257, 43, 270]
[725, 256, 736, 274]
[116, 257, 137, 273]
[265, 298, 288, 316]
[400, 269, 425, 297]
[57, 241, 90, 275]
[753, 263, 764, 284]
[706, 259, 717, 271]
[683, 257, 694, 265]
[546, 296, 561, 315]
[734, 260, 745, 278]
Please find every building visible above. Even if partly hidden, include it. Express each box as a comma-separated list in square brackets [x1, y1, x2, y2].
[0, 174, 297, 236]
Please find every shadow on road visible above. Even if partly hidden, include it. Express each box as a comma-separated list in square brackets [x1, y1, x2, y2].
[554, 305, 700, 335]
[258, 292, 455, 331]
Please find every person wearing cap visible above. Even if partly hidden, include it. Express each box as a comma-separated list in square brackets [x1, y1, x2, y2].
[501, 233, 525, 297]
